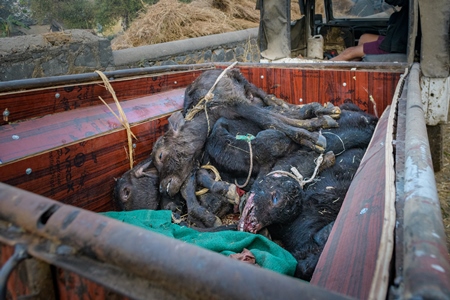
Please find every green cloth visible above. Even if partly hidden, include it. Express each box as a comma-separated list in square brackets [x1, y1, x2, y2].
[101, 210, 297, 276]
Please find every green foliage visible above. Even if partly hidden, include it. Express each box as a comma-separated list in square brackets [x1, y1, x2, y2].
[0, 0, 32, 36]
[60, 0, 96, 29]
[0, 14, 30, 37]
[23, 0, 158, 32]
[1, 0, 166, 36]
[1, 0, 30, 20]
[28, 0, 96, 29]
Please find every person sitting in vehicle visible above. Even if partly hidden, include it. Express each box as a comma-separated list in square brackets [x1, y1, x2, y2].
[330, 0, 408, 61]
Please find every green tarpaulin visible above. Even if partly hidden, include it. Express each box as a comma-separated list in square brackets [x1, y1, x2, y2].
[102, 209, 297, 276]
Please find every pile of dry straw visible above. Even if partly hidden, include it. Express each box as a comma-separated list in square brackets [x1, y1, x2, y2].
[112, 0, 301, 50]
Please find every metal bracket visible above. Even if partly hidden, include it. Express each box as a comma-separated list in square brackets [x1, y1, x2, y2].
[0, 243, 30, 299]
[421, 76, 450, 125]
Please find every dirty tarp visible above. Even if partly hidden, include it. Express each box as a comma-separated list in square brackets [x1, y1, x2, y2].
[101, 210, 297, 276]
[257, 0, 292, 60]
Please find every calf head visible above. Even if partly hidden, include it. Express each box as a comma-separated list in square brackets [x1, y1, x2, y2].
[152, 111, 208, 197]
[183, 68, 267, 115]
[238, 150, 322, 233]
[238, 174, 303, 233]
[113, 158, 160, 211]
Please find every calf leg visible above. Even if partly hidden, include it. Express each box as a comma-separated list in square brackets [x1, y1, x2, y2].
[320, 151, 336, 172]
[294, 222, 335, 281]
[196, 168, 240, 204]
[277, 114, 338, 131]
[264, 96, 341, 119]
[180, 169, 220, 228]
[233, 102, 328, 152]
[313, 222, 334, 246]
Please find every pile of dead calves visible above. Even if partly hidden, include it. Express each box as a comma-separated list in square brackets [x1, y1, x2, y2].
[113, 67, 378, 280]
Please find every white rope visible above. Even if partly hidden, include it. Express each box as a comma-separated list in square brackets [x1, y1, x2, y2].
[322, 131, 346, 156]
[267, 153, 324, 189]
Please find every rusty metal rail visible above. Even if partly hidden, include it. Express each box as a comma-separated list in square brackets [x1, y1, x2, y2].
[0, 182, 354, 300]
[0, 63, 216, 93]
[400, 63, 450, 298]
[0, 62, 407, 94]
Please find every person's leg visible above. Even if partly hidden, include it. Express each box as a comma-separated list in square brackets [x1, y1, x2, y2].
[330, 44, 365, 61]
[357, 33, 380, 45]
[362, 35, 389, 55]
[330, 34, 383, 61]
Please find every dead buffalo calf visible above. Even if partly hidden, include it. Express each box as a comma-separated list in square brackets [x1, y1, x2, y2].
[204, 117, 300, 188]
[204, 103, 375, 190]
[238, 103, 376, 280]
[113, 158, 161, 211]
[322, 102, 378, 154]
[113, 157, 238, 228]
[152, 68, 337, 198]
[113, 157, 186, 213]
[239, 148, 365, 280]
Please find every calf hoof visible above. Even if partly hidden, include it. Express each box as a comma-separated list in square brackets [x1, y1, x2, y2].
[315, 133, 327, 152]
[318, 103, 341, 119]
[321, 115, 339, 128]
[188, 205, 218, 228]
[214, 216, 223, 227]
[325, 102, 341, 118]
[296, 131, 326, 153]
[226, 184, 240, 205]
[320, 151, 336, 171]
[257, 227, 272, 240]
[264, 94, 289, 108]
[314, 222, 335, 245]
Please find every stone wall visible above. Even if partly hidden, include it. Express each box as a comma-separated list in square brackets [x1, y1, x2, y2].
[0, 28, 260, 81]
[112, 28, 260, 69]
[0, 30, 114, 81]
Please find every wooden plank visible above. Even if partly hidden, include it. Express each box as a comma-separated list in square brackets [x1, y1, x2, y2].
[0, 118, 168, 212]
[0, 70, 202, 125]
[238, 67, 401, 117]
[0, 88, 184, 164]
[0, 88, 183, 211]
[56, 268, 130, 300]
[310, 105, 392, 299]
[367, 69, 405, 299]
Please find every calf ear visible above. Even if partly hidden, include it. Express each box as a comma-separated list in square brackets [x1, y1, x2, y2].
[168, 111, 185, 136]
[133, 159, 154, 178]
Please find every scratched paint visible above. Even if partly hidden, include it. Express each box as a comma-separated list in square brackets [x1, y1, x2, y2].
[431, 264, 445, 273]
[414, 250, 426, 257]
[404, 155, 438, 200]
[432, 232, 441, 238]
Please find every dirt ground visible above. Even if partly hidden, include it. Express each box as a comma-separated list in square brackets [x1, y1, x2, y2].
[434, 118, 450, 252]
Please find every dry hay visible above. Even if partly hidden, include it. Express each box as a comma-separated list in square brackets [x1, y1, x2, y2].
[212, 0, 258, 22]
[112, 0, 259, 49]
[112, 0, 303, 50]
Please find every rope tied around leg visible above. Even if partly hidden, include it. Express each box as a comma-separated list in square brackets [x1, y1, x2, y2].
[195, 164, 222, 196]
[235, 134, 256, 188]
[267, 153, 324, 189]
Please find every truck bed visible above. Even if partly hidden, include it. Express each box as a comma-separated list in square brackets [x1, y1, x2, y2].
[1, 63, 449, 299]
